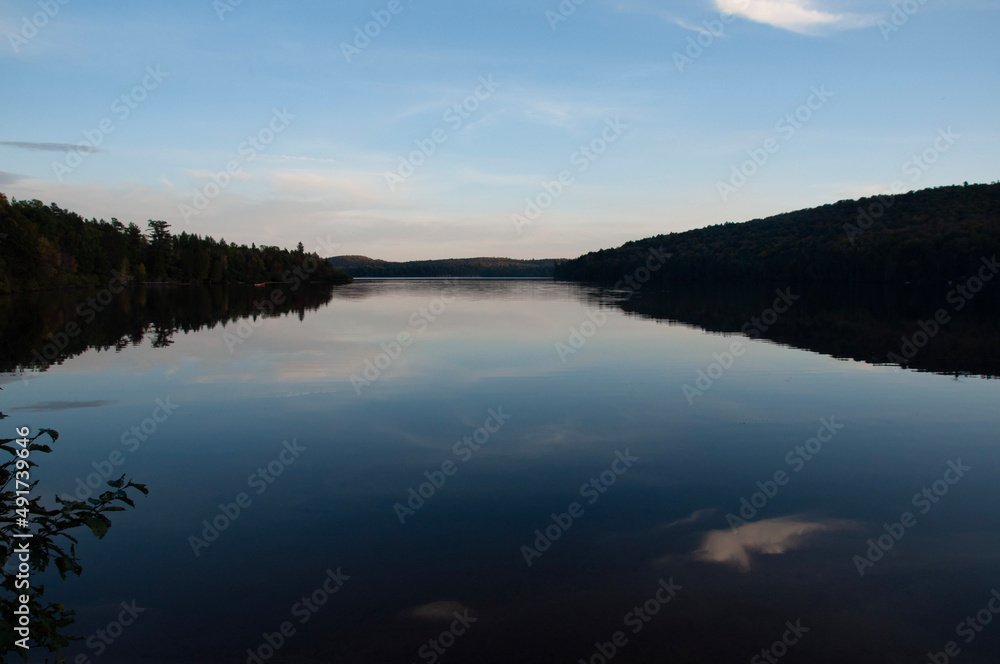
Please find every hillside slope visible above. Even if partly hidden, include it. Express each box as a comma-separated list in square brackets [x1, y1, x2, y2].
[328, 256, 563, 278]
[554, 184, 1000, 285]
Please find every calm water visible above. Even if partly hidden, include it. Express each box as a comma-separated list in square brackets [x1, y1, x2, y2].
[4, 280, 1000, 664]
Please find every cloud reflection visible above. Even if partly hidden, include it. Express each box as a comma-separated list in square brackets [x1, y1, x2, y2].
[694, 515, 856, 572]
[404, 601, 475, 622]
[663, 508, 716, 529]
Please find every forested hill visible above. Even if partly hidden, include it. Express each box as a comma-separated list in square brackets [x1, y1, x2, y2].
[328, 255, 562, 278]
[0, 194, 352, 292]
[554, 183, 1000, 286]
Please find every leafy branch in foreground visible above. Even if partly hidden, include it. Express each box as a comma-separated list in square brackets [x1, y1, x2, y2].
[0, 427, 148, 662]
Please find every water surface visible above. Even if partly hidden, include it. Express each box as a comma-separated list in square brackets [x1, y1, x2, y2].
[4, 280, 999, 664]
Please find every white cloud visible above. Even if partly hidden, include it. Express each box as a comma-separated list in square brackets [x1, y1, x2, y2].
[715, 0, 881, 35]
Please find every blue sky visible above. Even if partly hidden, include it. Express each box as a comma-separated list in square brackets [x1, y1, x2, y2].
[1, 0, 997, 260]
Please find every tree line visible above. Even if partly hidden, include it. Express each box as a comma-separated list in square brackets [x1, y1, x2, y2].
[0, 194, 352, 292]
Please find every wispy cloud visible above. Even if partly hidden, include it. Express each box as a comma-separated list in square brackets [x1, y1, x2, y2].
[715, 0, 881, 35]
[186, 169, 251, 181]
[0, 141, 104, 153]
[11, 400, 115, 412]
[610, 1, 689, 28]
[0, 171, 25, 185]
[672, 16, 718, 34]
[454, 169, 540, 188]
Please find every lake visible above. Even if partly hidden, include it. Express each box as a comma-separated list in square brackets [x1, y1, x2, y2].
[4, 279, 1000, 664]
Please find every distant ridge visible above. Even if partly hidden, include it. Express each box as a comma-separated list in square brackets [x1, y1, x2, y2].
[555, 183, 1000, 286]
[328, 255, 564, 278]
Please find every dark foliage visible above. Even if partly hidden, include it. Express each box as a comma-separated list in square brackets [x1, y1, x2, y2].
[1, 427, 147, 661]
[0, 194, 353, 292]
[607, 282, 1000, 379]
[554, 184, 1000, 286]
[0, 284, 339, 373]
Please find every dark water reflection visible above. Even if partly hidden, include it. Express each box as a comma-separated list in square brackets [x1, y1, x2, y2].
[0, 284, 337, 373]
[2, 280, 999, 664]
[616, 283, 1000, 379]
